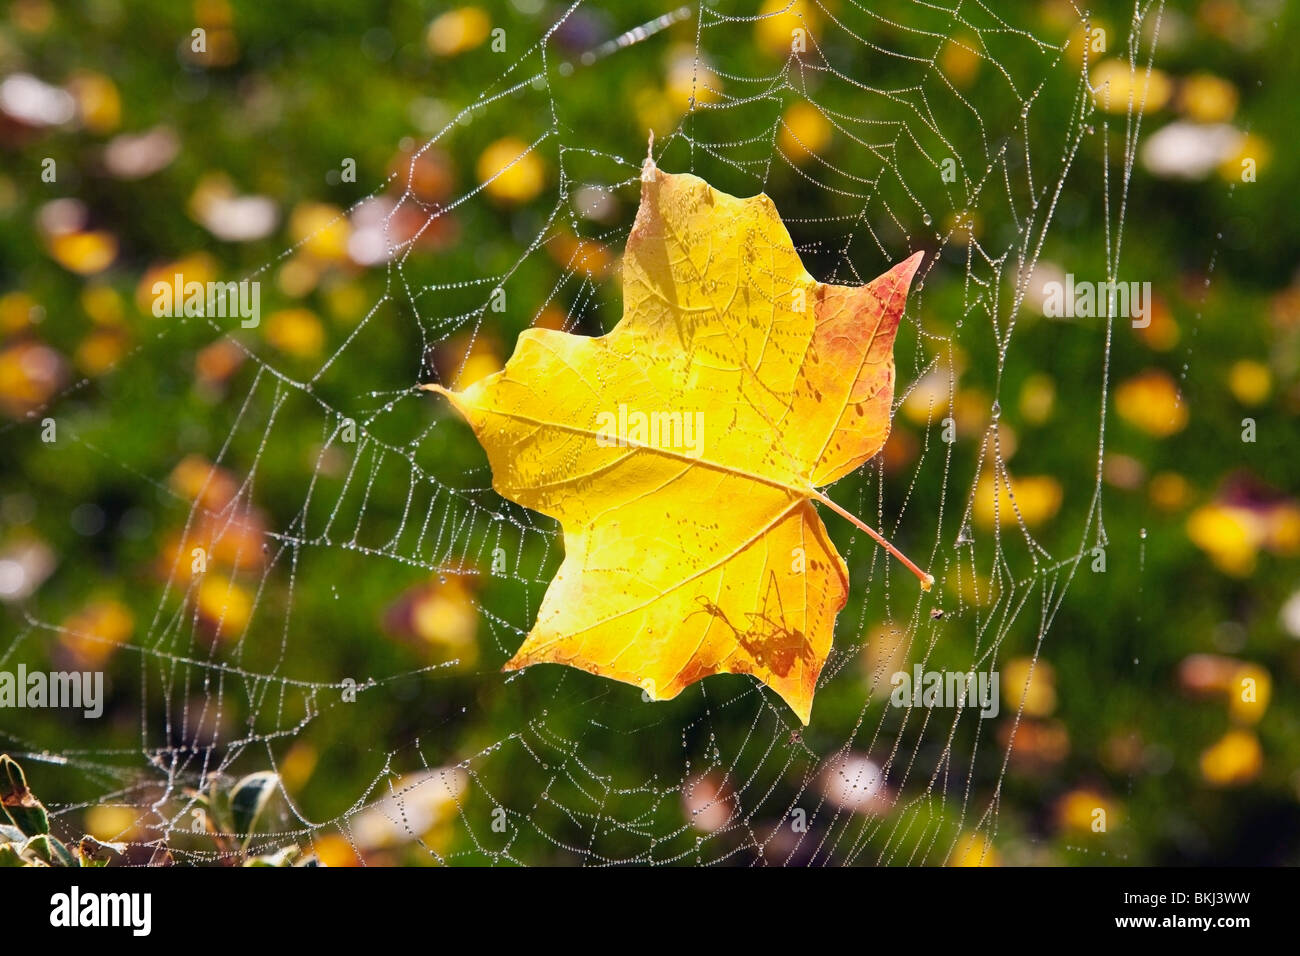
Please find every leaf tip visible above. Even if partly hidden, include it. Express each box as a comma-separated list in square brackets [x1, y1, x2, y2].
[892, 250, 926, 288]
[421, 381, 473, 416]
[788, 696, 813, 726]
[641, 130, 661, 185]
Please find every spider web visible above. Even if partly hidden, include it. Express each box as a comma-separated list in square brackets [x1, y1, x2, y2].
[2, 0, 1174, 866]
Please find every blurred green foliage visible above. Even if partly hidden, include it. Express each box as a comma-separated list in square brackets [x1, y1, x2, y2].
[1, 0, 1298, 865]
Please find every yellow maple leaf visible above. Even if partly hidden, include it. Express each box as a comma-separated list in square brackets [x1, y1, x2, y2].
[427, 159, 925, 723]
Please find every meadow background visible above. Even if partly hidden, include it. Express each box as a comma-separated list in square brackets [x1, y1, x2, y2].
[2, 0, 1299, 865]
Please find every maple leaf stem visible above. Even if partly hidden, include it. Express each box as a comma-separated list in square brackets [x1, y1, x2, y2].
[813, 491, 934, 591]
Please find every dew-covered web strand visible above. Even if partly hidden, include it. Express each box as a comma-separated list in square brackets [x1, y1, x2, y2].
[1, 0, 1174, 866]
